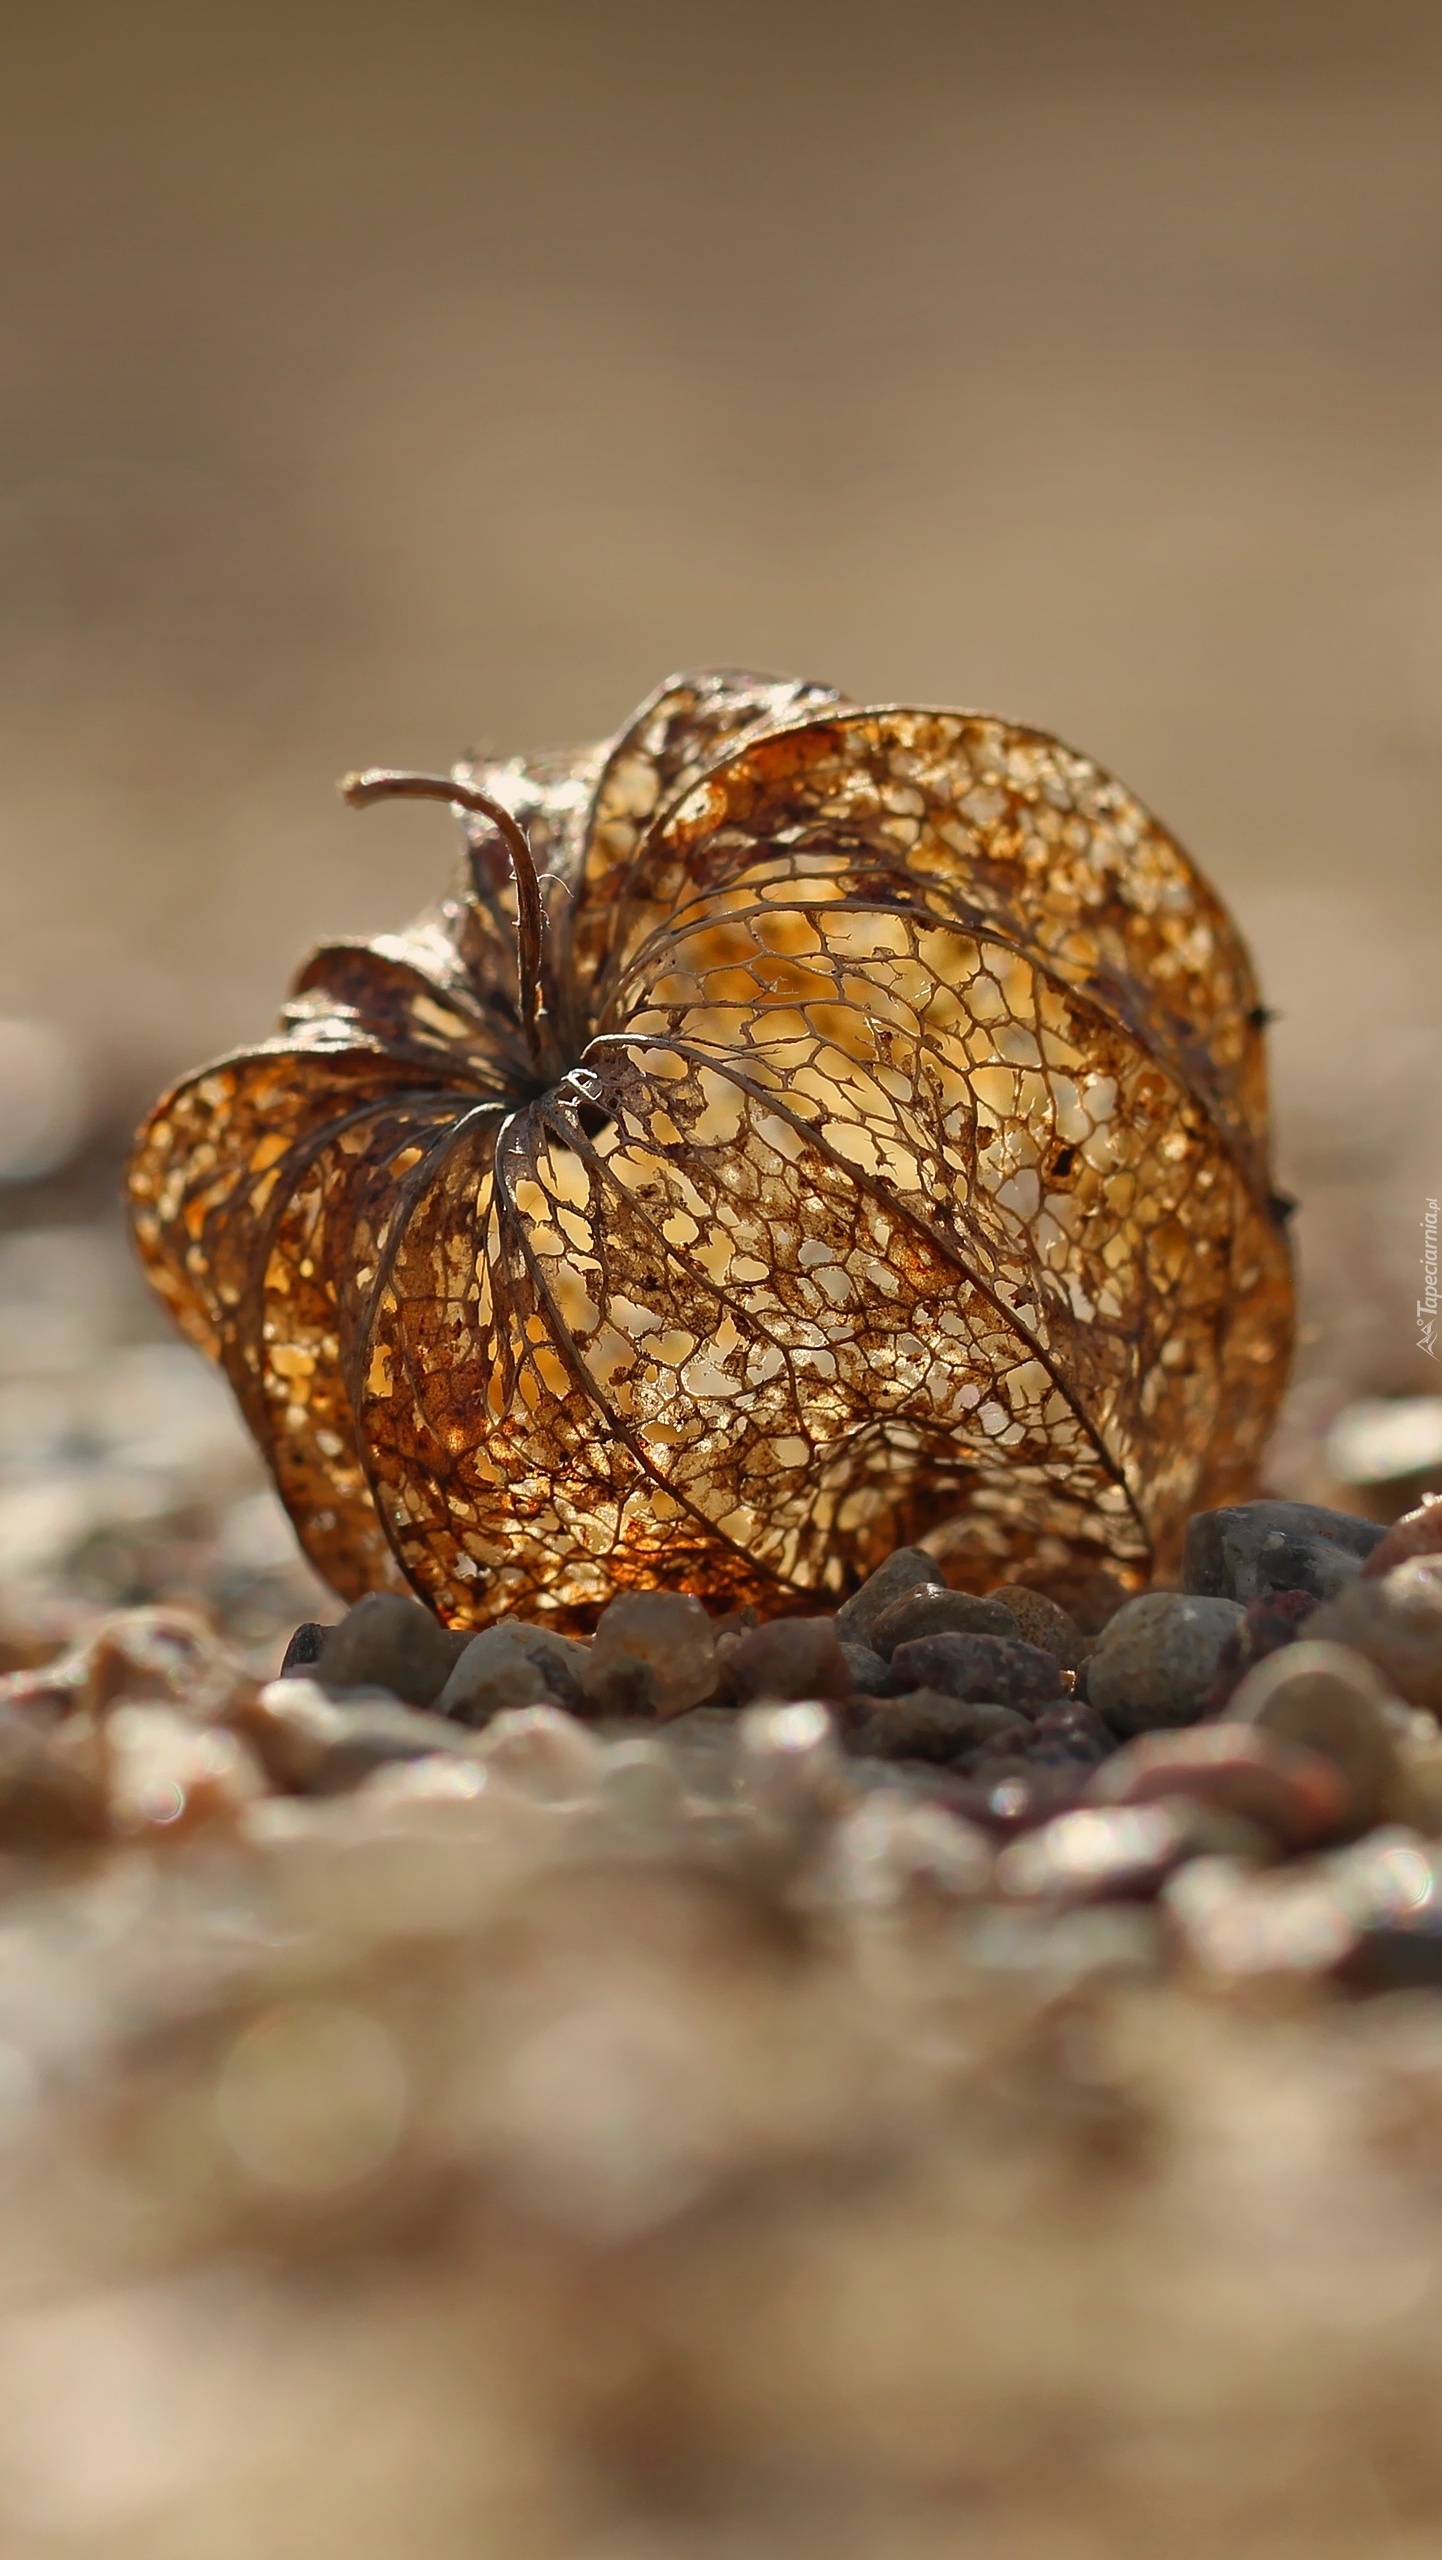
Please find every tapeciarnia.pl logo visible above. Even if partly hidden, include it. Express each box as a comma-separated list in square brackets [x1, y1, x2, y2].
[1421, 1197, 1440, 1361]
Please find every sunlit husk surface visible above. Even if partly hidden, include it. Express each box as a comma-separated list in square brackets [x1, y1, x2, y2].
[127, 670, 1294, 1629]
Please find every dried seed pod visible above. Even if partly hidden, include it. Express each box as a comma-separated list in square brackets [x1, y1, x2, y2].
[127, 669, 1294, 1630]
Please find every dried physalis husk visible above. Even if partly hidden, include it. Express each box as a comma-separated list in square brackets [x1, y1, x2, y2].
[127, 669, 1294, 1630]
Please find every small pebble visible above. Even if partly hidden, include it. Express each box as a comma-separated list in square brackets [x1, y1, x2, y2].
[1164, 1855, 1361, 1980]
[1018, 1564, 1131, 1636]
[1181, 1500, 1384, 1605]
[727, 1615, 850, 1704]
[437, 1629, 556, 1727]
[104, 1703, 263, 1835]
[239, 1679, 481, 1794]
[316, 1593, 464, 1709]
[582, 1591, 718, 1718]
[1309, 1557, 1442, 1713]
[68, 1605, 251, 1724]
[1024, 1698, 1116, 1768]
[984, 1585, 1086, 1670]
[1334, 1836, 1442, 1985]
[736, 1700, 849, 1826]
[951, 1766, 1091, 1833]
[837, 1639, 900, 1697]
[851, 1689, 1031, 1765]
[1222, 1638, 1400, 1833]
[1388, 1722, 1442, 1836]
[0, 1704, 108, 1845]
[1344, 1915, 1442, 1990]
[1206, 1587, 1320, 1711]
[1360, 1490, 1442, 1579]
[279, 1621, 329, 1677]
[1084, 1592, 1244, 1734]
[833, 1546, 937, 1645]
[653, 1705, 743, 1801]
[996, 1802, 1188, 1904]
[485, 1622, 591, 1712]
[1086, 1723, 1352, 1849]
[820, 1789, 993, 1907]
[888, 1631, 1063, 1711]
[474, 1705, 604, 1803]
[1320, 1826, 1437, 1928]
[598, 1739, 688, 1837]
[868, 1587, 1016, 1655]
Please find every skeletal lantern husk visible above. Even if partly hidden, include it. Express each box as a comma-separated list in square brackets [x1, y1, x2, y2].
[127, 669, 1295, 1631]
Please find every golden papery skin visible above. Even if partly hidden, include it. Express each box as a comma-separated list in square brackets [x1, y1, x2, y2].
[127, 670, 1294, 1629]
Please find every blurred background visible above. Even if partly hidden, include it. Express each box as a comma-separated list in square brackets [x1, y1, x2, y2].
[0, 0, 1439, 1652]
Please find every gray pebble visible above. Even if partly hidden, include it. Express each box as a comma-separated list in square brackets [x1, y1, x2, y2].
[437, 1628, 557, 1727]
[1085, 1592, 1245, 1735]
[889, 1631, 1064, 1712]
[1181, 1501, 1385, 1606]
[727, 1616, 850, 1704]
[500, 1623, 590, 1710]
[1222, 1638, 1399, 1833]
[985, 1586, 1086, 1671]
[279, 1621, 329, 1678]
[315, 1592, 466, 1708]
[869, 1586, 1017, 1657]
[837, 1640, 902, 1697]
[834, 1547, 937, 1645]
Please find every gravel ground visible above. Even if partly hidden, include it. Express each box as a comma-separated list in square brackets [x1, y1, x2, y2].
[0, 1211, 1440, 2556]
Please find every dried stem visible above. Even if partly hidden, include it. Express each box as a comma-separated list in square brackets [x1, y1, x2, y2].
[341, 768, 548, 1075]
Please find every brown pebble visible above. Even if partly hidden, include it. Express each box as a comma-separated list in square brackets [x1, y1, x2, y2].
[1206, 1588, 1321, 1712]
[868, 1587, 1016, 1657]
[582, 1592, 718, 1718]
[889, 1631, 1063, 1711]
[727, 1616, 850, 1704]
[1019, 1565, 1133, 1637]
[1085, 1724, 1353, 1849]
[0, 1705, 108, 1847]
[853, 1689, 1030, 1765]
[0, 1606, 253, 1727]
[1311, 1559, 1442, 1713]
[1222, 1638, 1400, 1833]
[1388, 1724, 1442, 1836]
[984, 1585, 1085, 1670]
